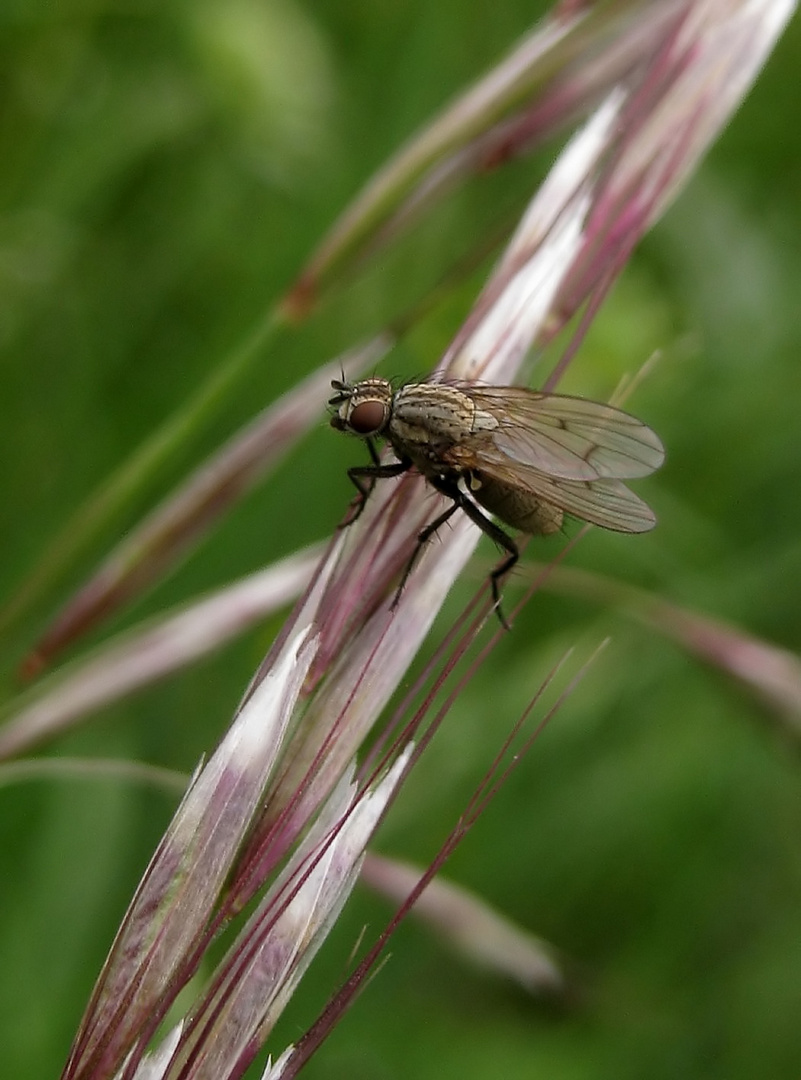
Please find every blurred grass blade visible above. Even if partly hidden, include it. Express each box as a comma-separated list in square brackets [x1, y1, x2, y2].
[362, 853, 566, 995]
[0, 308, 284, 643]
[536, 563, 801, 732]
[285, 0, 684, 312]
[0, 756, 187, 796]
[0, 548, 319, 761]
[23, 343, 384, 673]
[658, 605, 801, 731]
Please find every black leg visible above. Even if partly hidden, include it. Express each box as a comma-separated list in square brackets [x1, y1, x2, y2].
[393, 475, 519, 629]
[431, 478, 518, 629]
[390, 500, 461, 609]
[340, 441, 411, 526]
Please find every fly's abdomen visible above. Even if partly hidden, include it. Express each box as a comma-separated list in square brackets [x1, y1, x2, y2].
[473, 476, 563, 536]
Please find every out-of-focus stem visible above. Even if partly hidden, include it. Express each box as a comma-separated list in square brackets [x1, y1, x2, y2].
[0, 308, 284, 645]
[525, 561, 801, 729]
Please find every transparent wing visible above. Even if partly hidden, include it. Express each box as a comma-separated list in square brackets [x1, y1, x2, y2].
[455, 383, 665, 481]
[474, 462, 658, 533]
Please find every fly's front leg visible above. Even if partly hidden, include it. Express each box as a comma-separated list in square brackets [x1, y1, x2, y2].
[341, 440, 410, 527]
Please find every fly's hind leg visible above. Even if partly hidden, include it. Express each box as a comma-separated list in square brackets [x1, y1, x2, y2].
[428, 478, 519, 630]
[488, 548, 518, 631]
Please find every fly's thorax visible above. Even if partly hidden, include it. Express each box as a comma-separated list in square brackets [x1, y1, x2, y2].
[471, 473, 563, 536]
[388, 383, 499, 462]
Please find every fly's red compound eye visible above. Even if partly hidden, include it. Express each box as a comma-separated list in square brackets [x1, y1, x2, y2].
[348, 399, 387, 435]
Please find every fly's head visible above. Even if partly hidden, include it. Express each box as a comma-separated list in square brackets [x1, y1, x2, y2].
[329, 377, 393, 439]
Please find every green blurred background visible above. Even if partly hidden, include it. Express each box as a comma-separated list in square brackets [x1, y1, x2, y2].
[2, 2, 801, 1078]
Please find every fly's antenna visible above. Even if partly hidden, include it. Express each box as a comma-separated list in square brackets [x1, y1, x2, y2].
[328, 377, 353, 406]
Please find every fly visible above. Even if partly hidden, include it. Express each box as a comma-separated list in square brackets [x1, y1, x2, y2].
[329, 376, 664, 626]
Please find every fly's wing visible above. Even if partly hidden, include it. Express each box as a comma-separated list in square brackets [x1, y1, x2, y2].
[453, 384, 665, 481]
[476, 464, 658, 533]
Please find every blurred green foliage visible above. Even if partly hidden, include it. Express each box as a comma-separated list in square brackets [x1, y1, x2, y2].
[1, 2, 801, 1079]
